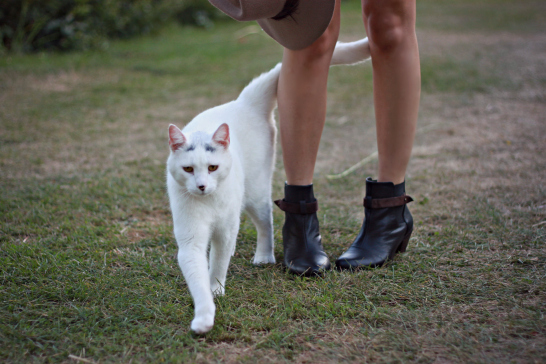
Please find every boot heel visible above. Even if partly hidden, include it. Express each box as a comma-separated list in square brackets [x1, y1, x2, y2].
[397, 231, 412, 253]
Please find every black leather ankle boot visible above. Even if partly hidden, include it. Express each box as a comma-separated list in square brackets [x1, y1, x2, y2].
[335, 177, 414, 270]
[275, 184, 331, 276]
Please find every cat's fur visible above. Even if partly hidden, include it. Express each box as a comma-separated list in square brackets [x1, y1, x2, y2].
[167, 38, 371, 334]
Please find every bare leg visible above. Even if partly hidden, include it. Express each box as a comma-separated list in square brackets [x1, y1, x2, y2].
[335, 0, 420, 270]
[277, 0, 341, 185]
[276, 1, 341, 275]
[362, 0, 420, 184]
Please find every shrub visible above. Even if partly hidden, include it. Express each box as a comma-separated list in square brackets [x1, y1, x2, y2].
[0, 0, 225, 53]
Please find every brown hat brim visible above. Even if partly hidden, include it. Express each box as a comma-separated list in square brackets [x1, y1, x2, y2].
[257, 0, 336, 51]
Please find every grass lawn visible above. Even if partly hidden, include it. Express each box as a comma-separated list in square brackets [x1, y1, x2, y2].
[1, 0, 545, 362]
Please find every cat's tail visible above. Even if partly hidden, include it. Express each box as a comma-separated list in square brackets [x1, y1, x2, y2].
[236, 63, 282, 120]
[330, 37, 371, 66]
[237, 38, 371, 117]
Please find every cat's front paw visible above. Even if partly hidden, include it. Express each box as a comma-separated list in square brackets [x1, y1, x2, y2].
[253, 254, 276, 265]
[191, 314, 215, 334]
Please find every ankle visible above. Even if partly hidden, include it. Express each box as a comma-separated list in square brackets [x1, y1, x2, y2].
[284, 183, 316, 203]
[366, 177, 406, 198]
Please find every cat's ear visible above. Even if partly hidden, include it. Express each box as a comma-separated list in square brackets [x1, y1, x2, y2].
[212, 123, 230, 149]
[169, 124, 186, 152]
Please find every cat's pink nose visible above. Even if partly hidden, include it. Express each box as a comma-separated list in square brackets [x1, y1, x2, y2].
[198, 185, 205, 191]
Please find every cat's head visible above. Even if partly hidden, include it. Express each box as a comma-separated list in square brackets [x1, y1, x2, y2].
[167, 123, 232, 196]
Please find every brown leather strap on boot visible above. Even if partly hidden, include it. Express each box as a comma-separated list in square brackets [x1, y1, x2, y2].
[274, 199, 319, 214]
[363, 194, 414, 209]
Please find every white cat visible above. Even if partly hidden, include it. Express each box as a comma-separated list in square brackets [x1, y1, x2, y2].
[167, 38, 371, 334]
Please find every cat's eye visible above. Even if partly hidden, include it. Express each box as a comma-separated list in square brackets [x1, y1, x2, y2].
[183, 166, 194, 173]
[208, 165, 218, 172]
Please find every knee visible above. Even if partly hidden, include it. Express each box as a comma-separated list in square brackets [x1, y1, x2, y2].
[287, 18, 339, 66]
[306, 24, 339, 59]
[363, 0, 415, 53]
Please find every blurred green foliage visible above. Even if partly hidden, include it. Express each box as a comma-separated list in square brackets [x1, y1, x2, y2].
[0, 0, 225, 53]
